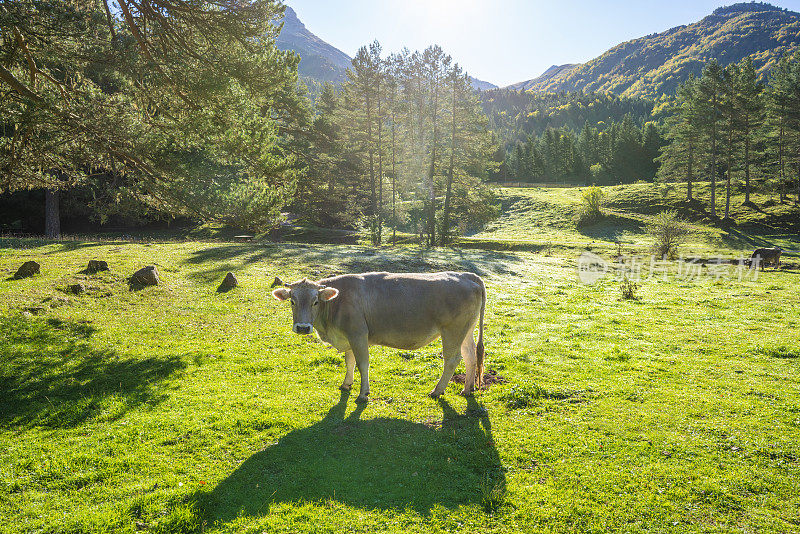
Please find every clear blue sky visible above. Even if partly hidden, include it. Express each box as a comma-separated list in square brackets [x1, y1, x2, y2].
[286, 0, 800, 87]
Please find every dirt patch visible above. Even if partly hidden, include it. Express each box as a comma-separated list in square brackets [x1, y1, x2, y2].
[451, 369, 507, 390]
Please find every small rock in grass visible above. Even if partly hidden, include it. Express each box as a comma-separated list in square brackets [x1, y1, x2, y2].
[68, 283, 85, 295]
[217, 272, 238, 293]
[86, 260, 109, 274]
[49, 296, 70, 308]
[14, 261, 40, 279]
[129, 266, 159, 289]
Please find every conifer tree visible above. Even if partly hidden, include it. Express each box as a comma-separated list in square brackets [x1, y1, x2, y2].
[733, 58, 763, 205]
[698, 60, 724, 217]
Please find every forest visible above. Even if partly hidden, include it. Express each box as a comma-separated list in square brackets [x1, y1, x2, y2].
[658, 54, 800, 218]
[0, 1, 496, 245]
[2, 0, 800, 241]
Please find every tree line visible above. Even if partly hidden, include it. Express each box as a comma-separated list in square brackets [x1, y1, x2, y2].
[297, 42, 497, 246]
[503, 116, 662, 184]
[657, 51, 800, 217]
[480, 90, 663, 184]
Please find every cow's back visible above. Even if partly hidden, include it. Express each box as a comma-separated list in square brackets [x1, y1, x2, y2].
[319, 272, 484, 350]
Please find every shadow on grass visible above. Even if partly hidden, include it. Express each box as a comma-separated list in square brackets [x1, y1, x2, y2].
[194, 391, 505, 520]
[576, 212, 645, 242]
[719, 226, 793, 251]
[183, 243, 524, 282]
[0, 315, 185, 428]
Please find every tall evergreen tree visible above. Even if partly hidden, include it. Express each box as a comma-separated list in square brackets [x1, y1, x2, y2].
[733, 58, 763, 205]
[766, 55, 793, 201]
[698, 60, 724, 217]
[721, 64, 740, 220]
[0, 0, 306, 236]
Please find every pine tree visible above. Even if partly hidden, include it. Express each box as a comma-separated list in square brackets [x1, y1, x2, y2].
[766, 56, 793, 201]
[698, 60, 725, 217]
[721, 64, 739, 220]
[0, 0, 305, 235]
[733, 58, 763, 205]
[341, 42, 385, 245]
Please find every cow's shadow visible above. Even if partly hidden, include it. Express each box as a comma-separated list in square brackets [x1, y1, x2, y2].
[199, 392, 504, 519]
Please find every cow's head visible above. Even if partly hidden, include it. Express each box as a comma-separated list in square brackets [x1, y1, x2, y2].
[272, 278, 339, 334]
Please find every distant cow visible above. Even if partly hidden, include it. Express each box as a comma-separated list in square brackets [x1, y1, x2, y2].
[751, 247, 782, 270]
[272, 272, 486, 403]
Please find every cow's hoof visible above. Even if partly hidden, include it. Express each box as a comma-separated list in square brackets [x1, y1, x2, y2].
[339, 384, 352, 391]
[459, 389, 474, 397]
[355, 395, 369, 404]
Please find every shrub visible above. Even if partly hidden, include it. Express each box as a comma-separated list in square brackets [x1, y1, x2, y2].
[646, 210, 692, 259]
[576, 186, 604, 225]
[619, 277, 639, 300]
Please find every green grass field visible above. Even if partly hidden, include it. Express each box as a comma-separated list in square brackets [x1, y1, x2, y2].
[2, 185, 800, 533]
[471, 182, 800, 258]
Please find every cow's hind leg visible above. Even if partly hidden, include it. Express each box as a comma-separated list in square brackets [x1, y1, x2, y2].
[460, 329, 478, 396]
[430, 331, 465, 398]
[350, 336, 371, 404]
[340, 350, 356, 391]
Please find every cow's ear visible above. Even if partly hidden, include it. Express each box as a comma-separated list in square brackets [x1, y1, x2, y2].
[272, 287, 290, 301]
[318, 287, 339, 302]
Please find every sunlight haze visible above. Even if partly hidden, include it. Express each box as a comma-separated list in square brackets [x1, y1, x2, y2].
[287, 0, 800, 86]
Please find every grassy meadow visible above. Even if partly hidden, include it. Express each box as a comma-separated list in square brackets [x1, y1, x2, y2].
[2, 184, 800, 533]
[471, 182, 800, 258]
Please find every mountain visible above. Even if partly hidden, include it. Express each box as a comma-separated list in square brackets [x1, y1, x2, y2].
[275, 6, 352, 84]
[276, 6, 497, 90]
[507, 64, 578, 91]
[470, 77, 498, 91]
[507, 2, 800, 98]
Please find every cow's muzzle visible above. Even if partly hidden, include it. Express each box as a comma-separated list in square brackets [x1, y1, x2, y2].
[293, 323, 313, 335]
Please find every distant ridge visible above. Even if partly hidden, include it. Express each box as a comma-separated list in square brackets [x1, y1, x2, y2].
[470, 77, 499, 91]
[505, 2, 800, 98]
[507, 64, 578, 91]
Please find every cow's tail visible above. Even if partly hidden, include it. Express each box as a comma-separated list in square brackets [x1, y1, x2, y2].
[476, 277, 486, 390]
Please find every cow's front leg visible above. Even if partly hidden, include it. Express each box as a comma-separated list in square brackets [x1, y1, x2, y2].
[340, 350, 356, 391]
[350, 337, 370, 404]
[430, 335, 462, 398]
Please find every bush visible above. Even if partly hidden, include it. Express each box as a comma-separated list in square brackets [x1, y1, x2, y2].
[619, 277, 639, 300]
[576, 186, 604, 225]
[646, 210, 692, 259]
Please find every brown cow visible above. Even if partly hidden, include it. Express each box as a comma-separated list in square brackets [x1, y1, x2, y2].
[272, 272, 486, 403]
[751, 247, 782, 270]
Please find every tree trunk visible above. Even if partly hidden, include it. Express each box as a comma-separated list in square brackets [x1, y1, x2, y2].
[744, 115, 751, 205]
[442, 78, 458, 246]
[724, 123, 732, 220]
[710, 95, 717, 217]
[427, 76, 439, 248]
[427, 140, 437, 247]
[779, 113, 785, 202]
[687, 141, 694, 201]
[366, 94, 377, 246]
[45, 189, 61, 239]
[376, 89, 383, 246]
[391, 112, 397, 244]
